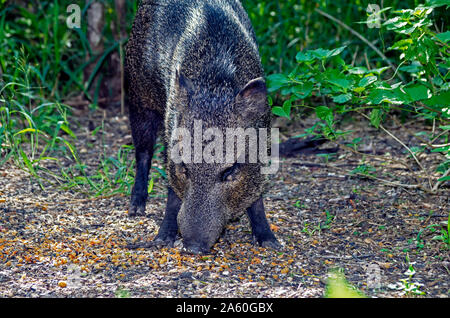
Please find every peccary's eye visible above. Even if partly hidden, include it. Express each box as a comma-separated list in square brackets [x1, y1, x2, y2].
[221, 163, 239, 182]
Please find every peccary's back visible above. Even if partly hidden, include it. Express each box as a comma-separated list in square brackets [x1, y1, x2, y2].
[125, 0, 264, 114]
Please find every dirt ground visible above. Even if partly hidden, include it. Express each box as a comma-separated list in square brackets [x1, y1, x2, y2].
[0, 106, 448, 298]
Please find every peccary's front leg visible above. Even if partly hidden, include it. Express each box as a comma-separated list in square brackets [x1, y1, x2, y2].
[246, 197, 281, 249]
[153, 187, 181, 246]
[129, 108, 162, 216]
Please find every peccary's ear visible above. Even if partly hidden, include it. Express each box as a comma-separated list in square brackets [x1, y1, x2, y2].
[234, 77, 268, 122]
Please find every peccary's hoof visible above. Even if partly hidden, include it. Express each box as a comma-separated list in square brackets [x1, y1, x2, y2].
[128, 203, 146, 217]
[253, 235, 282, 250]
[260, 239, 282, 250]
[152, 233, 177, 248]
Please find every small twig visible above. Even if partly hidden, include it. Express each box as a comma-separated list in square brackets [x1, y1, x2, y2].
[427, 143, 450, 148]
[431, 129, 450, 144]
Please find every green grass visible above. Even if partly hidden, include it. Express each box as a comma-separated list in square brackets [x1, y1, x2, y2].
[0, 1, 140, 196]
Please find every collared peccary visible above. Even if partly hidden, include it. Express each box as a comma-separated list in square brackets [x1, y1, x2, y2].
[125, 0, 280, 254]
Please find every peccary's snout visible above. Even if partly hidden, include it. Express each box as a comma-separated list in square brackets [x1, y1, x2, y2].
[177, 187, 227, 254]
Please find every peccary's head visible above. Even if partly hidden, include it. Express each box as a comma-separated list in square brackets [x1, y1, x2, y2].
[166, 71, 270, 254]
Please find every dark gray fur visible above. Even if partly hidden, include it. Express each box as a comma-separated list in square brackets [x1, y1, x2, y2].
[125, 0, 280, 254]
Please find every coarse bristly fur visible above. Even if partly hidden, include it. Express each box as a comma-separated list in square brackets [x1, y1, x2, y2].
[125, 0, 280, 254]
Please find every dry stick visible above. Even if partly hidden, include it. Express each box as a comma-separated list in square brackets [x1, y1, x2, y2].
[314, 8, 405, 82]
[428, 143, 450, 148]
[431, 129, 450, 144]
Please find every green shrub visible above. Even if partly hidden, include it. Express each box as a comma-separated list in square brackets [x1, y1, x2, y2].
[267, 2, 450, 190]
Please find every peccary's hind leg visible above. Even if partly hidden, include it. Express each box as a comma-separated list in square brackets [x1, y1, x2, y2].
[246, 197, 281, 249]
[129, 108, 162, 217]
[153, 187, 181, 246]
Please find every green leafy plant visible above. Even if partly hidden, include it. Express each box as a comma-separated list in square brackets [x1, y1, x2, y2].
[301, 210, 335, 236]
[0, 1, 142, 197]
[267, 2, 450, 192]
[388, 257, 426, 296]
[114, 287, 131, 298]
[350, 163, 377, 177]
[429, 212, 450, 248]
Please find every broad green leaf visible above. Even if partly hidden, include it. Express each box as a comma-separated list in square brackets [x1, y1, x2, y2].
[347, 66, 368, 75]
[389, 39, 413, 50]
[423, 91, 450, 107]
[316, 106, 334, 127]
[368, 66, 390, 76]
[430, 146, 450, 152]
[353, 87, 366, 94]
[296, 46, 346, 62]
[282, 99, 292, 117]
[333, 93, 352, 104]
[400, 62, 422, 73]
[327, 77, 353, 90]
[367, 89, 406, 105]
[327, 46, 347, 58]
[311, 48, 332, 59]
[267, 74, 290, 92]
[296, 51, 314, 62]
[272, 106, 290, 119]
[359, 76, 378, 88]
[404, 84, 432, 101]
[292, 82, 313, 99]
